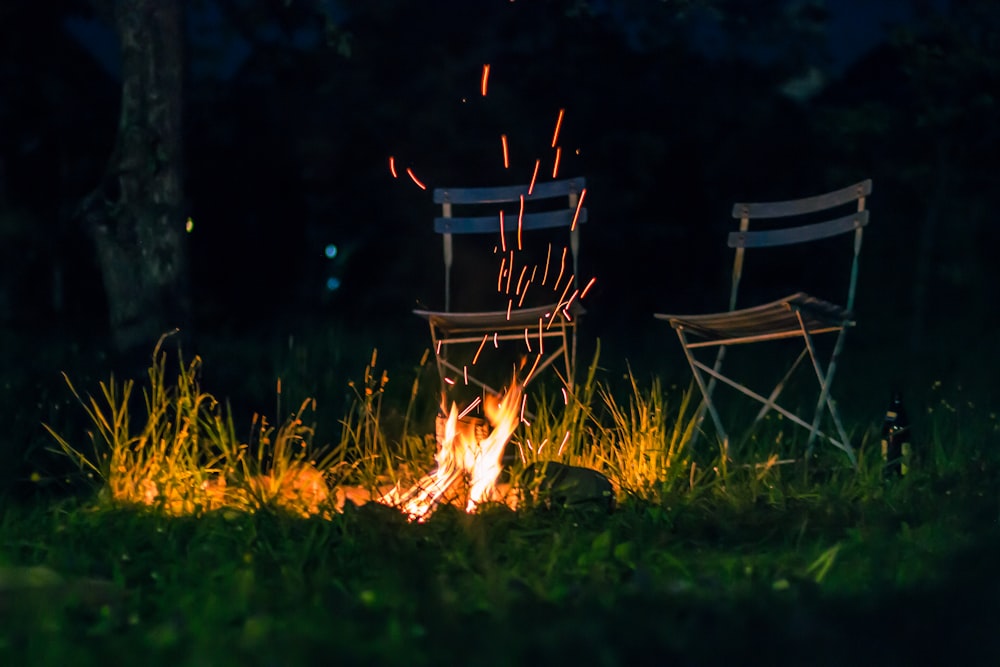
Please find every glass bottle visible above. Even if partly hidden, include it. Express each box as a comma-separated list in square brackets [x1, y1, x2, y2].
[881, 391, 911, 477]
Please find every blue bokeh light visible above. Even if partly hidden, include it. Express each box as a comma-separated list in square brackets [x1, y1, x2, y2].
[324, 244, 338, 259]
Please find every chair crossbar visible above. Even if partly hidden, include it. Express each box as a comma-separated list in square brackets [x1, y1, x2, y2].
[728, 210, 868, 249]
[434, 178, 585, 205]
[688, 355, 852, 456]
[680, 326, 843, 349]
[731, 179, 872, 219]
[435, 209, 588, 235]
[428, 321, 572, 398]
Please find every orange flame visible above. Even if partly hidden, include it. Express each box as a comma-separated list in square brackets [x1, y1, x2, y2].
[380, 382, 522, 521]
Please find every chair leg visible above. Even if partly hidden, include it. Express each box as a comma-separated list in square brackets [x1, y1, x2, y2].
[427, 321, 447, 395]
[799, 324, 855, 464]
[677, 329, 730, 457]
[569, 321, 577, 391]
[754, 348, 808, 423]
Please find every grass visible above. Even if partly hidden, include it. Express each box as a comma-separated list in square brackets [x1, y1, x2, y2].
[2, 332, 1000, 665]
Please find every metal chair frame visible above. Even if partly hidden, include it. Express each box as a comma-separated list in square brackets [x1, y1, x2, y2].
[414, 177, 587, 398]
[655, 179, 872, 463]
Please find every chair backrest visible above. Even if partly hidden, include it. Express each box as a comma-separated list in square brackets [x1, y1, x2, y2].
[432, 177, 587, 312]
[726, 179, 872, 312]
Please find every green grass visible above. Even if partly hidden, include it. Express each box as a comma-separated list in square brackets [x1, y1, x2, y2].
[2, 333, 999, 665]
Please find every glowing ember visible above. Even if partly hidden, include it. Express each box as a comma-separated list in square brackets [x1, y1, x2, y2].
[406, 167, 427, 190]
[551, 108, 565, 147]
[380, 381, 523, 521]
[571, 187, 586, 230]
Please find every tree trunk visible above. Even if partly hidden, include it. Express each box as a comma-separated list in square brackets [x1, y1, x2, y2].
[79, 0, 189, 358]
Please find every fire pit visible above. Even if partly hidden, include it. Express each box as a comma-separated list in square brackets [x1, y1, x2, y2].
[378, 381, 524, 521]
[370, 379, 615, 520]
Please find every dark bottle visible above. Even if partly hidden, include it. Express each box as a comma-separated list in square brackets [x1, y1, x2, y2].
[881, 392, 911, 477]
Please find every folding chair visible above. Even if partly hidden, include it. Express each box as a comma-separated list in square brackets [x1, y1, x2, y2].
[654, 179, 872, 463]
[414, 177, 587, 399]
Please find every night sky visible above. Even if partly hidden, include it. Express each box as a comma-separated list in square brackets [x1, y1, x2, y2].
[1, 0, 997, 420]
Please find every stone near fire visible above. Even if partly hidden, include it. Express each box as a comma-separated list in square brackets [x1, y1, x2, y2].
[519, 462, 615, 512]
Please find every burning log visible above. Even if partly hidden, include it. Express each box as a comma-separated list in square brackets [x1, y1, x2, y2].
[379, 381, 523, 521]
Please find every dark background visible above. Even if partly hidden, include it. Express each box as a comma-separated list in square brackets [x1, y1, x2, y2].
[2, 0, 998, 490]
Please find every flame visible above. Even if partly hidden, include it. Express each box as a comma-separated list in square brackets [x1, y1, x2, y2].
[381, 381, 522, 521]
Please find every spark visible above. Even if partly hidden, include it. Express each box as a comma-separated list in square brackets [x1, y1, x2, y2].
[388, 156, 398, 178]
[537, 317, 544, 354]
[517, 194, 525, 250]
[552, 147, 561, 178]
[497, 255, 507, 292]
[505, 250, 514, 293]
[185, 217, 194, 233]
[459, 396, 482, 419]
[581, 276, 597, 299]
[528, 159, 540, 195]
[524, 352, 543, 386]
[506, 299, 512, 321]
[406, 167, 426, 190]
[472, 334, 489, 365]
[481, 64, 490, 96]
[501, 134, 509, 169]
[444, 377, 455, 385]
[537, 438, 548, 455]
[571, 187, 586, 231]
[562, 289, 580, 318]
[548, 278, 575, 330]
[436, 340, 442, 355]
[499, 211, 507, 252]
[542, 244, 552, 285]
[553, 247, 567, 291]
[561, 387, 569, 405]
[515, 265, 528, 295]
[556, 280, 576, 309]
[464, 365, 469, 385]
[551, 108, 565, 148]
[520, 394, 529, 424]
[524, 327, 531, 351]
[557, 430, 570, 456]
[517, 278, 531, 307]
[517, 441, 526, 465]
[494, 332, 499, 348]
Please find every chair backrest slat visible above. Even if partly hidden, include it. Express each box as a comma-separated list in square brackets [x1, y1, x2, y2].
[731, 179, 872, 219]
[726, 179, 871, 313]
[432, 176, 586, 312]
[435, 209, 588, 235]
[434, 178, 584, 205]
[728, 210, 868, 249]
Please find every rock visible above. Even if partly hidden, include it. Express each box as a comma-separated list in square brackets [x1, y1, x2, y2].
[518, 462, 615, 512]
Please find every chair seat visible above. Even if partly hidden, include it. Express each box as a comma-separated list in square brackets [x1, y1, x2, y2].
[654, 292, 852, 344]
[414, 301, 585, 335]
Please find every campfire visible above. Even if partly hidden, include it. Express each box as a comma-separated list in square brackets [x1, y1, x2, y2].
[49, 63, 621, 522]
[379, 380, 523, 521]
